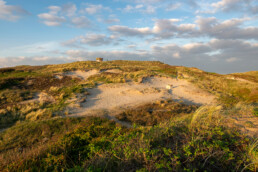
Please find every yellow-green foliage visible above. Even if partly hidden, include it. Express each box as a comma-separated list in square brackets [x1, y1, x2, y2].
[177, 66, 258, 105]
[1, 107, 256, 171]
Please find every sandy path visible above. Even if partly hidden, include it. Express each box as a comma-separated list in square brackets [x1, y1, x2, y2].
[71, 77, 216, 116]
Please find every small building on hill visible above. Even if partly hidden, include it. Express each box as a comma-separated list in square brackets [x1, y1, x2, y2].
[96, 57, 103, 62]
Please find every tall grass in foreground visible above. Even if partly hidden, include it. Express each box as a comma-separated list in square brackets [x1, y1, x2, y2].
[1, 105, 256, 171]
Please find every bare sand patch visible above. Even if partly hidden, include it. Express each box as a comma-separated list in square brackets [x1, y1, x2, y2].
[58, 69, 123, 80]
[105, 69, 122, 74]
[63, 69, 100, 80]
[70, 77, 216, 117]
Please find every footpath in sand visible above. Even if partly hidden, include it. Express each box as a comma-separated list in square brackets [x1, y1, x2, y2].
[70, 76, 216, 117]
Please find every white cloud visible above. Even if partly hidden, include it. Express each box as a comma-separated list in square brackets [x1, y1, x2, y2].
[0, 0, 29, 21]
[207, 0, 258, 14]
[108, 17, 258, 41]
[80, 34, 114, 46]
[38, 6, 67, 26]
[38, 12, 66, 26]
[211, 0, 242, 12]
[109, 25, 152, 36]
[121, 4, 156, 13]
[70, 16, 91, 28]
[196, 17, 258, 40]
[84, 4, 111, 14]
[62, 33, 118, 47]
[48, 6, 61, 14]
[38, 4, 93, 28]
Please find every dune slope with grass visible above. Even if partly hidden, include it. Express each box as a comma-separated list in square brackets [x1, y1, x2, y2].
[0, 60, 257, 171]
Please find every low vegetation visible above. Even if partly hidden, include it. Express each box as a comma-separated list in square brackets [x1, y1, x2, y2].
[116, 99, 199, 126]
[0, 60, 257, 171]
[0, 106, 257, 171]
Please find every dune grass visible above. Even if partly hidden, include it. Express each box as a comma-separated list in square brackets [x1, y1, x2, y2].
[0, 105, 256, 171]
[0, 60, 257, 171]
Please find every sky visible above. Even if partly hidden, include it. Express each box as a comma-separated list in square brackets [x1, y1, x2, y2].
[0, 0, 258, 74]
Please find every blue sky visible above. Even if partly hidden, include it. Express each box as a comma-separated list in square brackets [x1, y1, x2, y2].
[0, 0, 258, 73]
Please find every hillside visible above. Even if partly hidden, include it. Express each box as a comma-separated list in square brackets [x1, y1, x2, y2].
[0, 61, 257, 171]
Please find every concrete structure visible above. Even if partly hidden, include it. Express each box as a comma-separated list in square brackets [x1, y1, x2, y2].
[96, 57, 103, 62]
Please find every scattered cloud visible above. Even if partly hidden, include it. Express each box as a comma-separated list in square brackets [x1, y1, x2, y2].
[0, 0, 29, 21]
[1, 38, 258, 73]
[109, 25, 152, 36]
[108, 17, 258, 41]
[80, 34, 114, 46]
[84, 4, 111, 14]
[38, 6, 66, 26]
[70, 16, 91, 28]
[61, 33, 118, 47]
[121, 4, 156, 13]
[38, 4, 94, 28]
[197, 0, 258, 14]
[196, 17, 258, 40]
[166, 3, 181, 11]
[211, 0, 243, 12]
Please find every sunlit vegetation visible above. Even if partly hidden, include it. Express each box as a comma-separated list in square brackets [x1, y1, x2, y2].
[116, 99, 199, 126]
[0, 106, 257, 171]
[0, 60, 257, 171]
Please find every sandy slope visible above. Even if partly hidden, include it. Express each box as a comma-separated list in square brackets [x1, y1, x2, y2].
[71, 77, 216, 116]
[64, 70, 100, 80]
